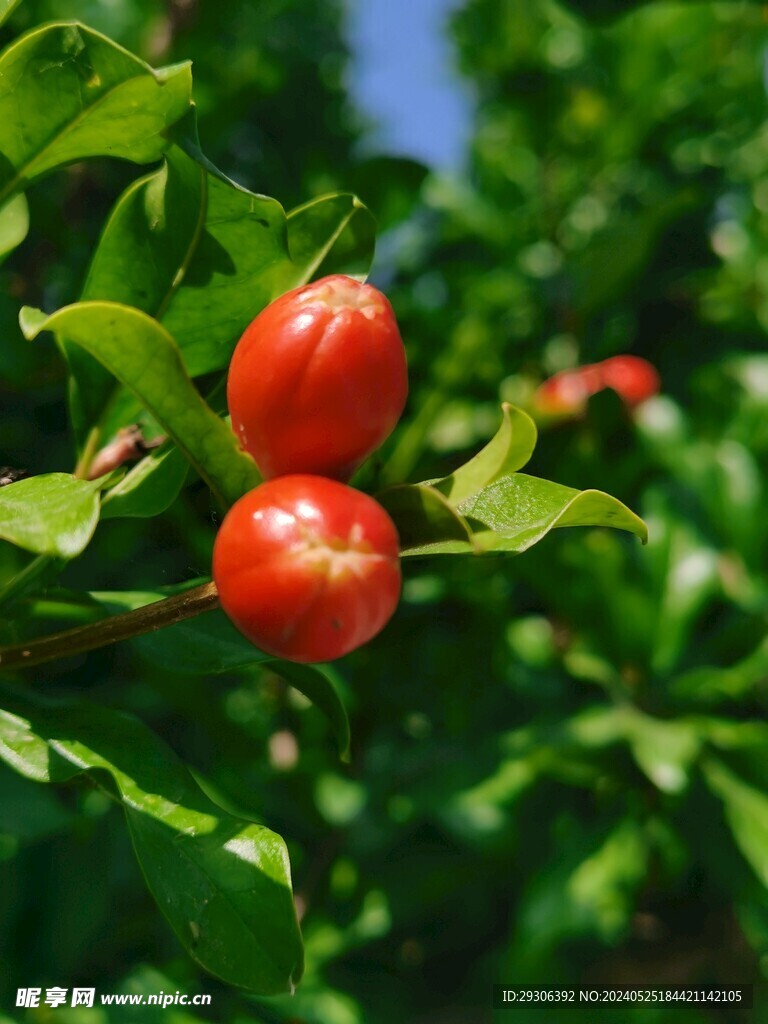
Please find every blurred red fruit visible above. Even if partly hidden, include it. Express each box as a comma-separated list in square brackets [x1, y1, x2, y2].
[534, 355, 659, 416]
[600, 355, 660, 408]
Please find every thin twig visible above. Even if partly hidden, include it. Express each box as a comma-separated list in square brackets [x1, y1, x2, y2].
[0, 582, 219, 672]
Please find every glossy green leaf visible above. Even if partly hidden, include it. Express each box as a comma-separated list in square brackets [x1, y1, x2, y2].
[382, 473, 646, 556]
[704, 758, 768, 888]
[20, 303, 260, 508]
[100, 444, 188, 520]
[459, 474, 648, 552]
[381, 402, 646, 555]
[0, 473, 102, 557]
[0, 194, 28, 262]
[432, 403, 538, 505]
[377, 483, 476, 556]
[0, 23, 192, 206]
[0, 687, 303, 993]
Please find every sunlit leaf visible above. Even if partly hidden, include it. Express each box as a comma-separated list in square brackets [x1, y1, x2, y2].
[0, 194, 28, 262]
[0, 0, 23, 27]
[459, 474, 648, 552]
[0, 687, 303, 993]
[432, 403, 538, 505]
[20, 303, 259, 508]
[0, 22, 192, 206]
[382, 472, 646, 557]
[0, 473, 103, 557]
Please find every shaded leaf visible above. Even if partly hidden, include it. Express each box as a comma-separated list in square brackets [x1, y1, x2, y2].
[0, 687, 303, 993]
[0, 22, 191, 206]
[21, 303, 260, 508]
[0, 473, 102, 557]
[269, 661, 351, 762]
[377, 483, 475, 556]
[100, 445, 188, 520]
[95, 591, 351, 757]
[95, 590, 272, 675]
[0, 764, 72, 850]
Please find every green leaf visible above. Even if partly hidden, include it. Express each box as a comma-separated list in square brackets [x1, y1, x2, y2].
[0, 473, 102, 557]
[0, 193, 28, 262]
[286, 192, 376, 284]
[21, 303, 260, 508]
[0, 0, 23, 27]
[704, 758, 768, 889]
[269, 661, 351, 762]
[432, 403, 538, 505]
[100, 444, 188, 520]
[382, 473, 647, 556]
[0, 23, 192, 206]
[380, 403, 646, 555]
[377, 483, 476, 556]
[671, 636, 768, 706]
[0, 687, 303, 993]
[458, 473, 648, 552]
[622, 710, 700, 794]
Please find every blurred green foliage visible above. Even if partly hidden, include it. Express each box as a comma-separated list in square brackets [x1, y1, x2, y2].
[2, 1, 768, 1022]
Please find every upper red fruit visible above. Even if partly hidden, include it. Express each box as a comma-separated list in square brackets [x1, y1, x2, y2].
[212, 475, 402, 663]
[227, 275, 408, 481]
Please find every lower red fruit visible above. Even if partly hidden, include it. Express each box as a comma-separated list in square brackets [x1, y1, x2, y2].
[212, 475, 402, 663]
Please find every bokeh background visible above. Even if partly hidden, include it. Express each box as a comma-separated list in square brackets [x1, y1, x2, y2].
[2, 1, 768, 1021]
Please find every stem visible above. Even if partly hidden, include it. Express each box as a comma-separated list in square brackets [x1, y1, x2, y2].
[0, 582, 219, 672]
[74, 426, 102, 480]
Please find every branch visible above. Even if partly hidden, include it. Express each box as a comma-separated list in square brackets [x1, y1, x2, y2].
[0, 582, 219, 672]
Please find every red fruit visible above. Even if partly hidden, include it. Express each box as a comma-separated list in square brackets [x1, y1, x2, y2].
[600, 355, 660, 407]
[227, 275, 408, 481]
[212, 475, 401, 663]
[534, 363, 604, 415]
[534, 355, 659, 415]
